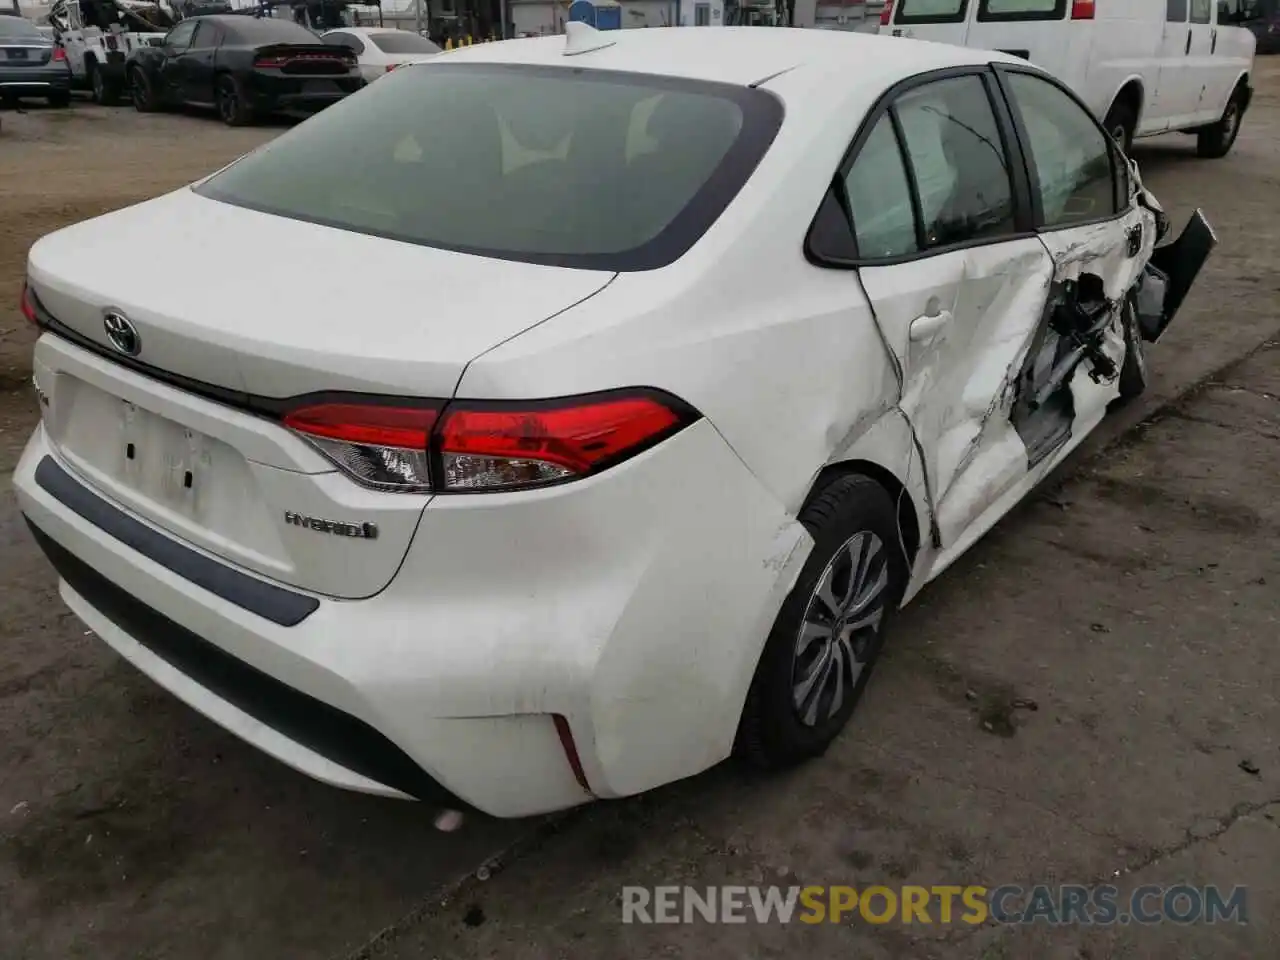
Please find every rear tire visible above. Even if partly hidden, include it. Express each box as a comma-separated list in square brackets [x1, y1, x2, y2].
[215, 73, 253, 127]
[89, 62, 119, 106]
[736, 474, 909, 770]
[1197, 87, 1246, 158]
[1103, 99, 1136, 155]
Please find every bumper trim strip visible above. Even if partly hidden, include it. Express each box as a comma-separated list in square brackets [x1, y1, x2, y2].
[34, 455, 318, 627]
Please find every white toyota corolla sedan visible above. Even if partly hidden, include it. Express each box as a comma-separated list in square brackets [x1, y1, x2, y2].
[16, 25, 1212, 819]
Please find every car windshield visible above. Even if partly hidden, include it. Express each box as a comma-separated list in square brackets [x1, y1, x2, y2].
[0, 16, 44, 38]
[369, 30, 440, 54]
[195, 63, 781, 270]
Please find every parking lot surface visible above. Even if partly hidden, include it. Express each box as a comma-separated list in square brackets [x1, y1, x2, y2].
[2, 63, 1278, 959]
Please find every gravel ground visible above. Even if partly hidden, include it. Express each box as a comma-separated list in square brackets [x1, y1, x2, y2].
[1, 64, 1278, 959]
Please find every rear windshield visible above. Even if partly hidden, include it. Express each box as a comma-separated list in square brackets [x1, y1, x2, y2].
[369, 30, 440, 54]
[0, 16, 44, 38]
[894, 0, 968, 23]
[223, 17, 318, 43]
[977, 0, 1066, 20]
[195, 63, 782, 271]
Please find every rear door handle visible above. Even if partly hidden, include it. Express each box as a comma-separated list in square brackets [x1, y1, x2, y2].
[909, 310, 953, 342]
[1211, 28, 1217, 53]
[1186, 29, 1192, 54]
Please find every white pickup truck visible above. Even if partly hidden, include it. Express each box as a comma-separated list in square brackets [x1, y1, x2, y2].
[48, 0, 174, 104]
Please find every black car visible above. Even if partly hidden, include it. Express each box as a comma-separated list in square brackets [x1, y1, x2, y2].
[127, 14, 363, 126]
[1232, 0, 1280, 54]
[0, 12, 72, 107]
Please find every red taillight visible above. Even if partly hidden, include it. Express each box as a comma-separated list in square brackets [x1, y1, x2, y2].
[20, 282, 39, 326]
[282, 401, 439, 490]
[281, 390, 695, 493]
[435, 394, 684, 491]
[880, 0, 894, 25]
[1071, 0, 1095, 18]
[255, 55, 289, 69]
[385, 62, 399, 72]
[52, 46, 66, 62]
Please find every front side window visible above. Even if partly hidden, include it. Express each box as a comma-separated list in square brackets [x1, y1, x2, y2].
[843, 115, 918, 259]
[1004, 72, 1118, 227]
[978, 0, 1066, 20]
[895, 0, 968, 23]
[196, 64, 781, 271]
[894, 74, 1016, 249]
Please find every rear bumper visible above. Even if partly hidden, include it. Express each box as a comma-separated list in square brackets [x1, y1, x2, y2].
[249, 74, 363, 114]
[15, 419, 810, 817]
[0, 67, 72, 94]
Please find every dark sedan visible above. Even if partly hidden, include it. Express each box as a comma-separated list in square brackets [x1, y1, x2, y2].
[0, 14, 72, 107]
[127, 14, 363, 126]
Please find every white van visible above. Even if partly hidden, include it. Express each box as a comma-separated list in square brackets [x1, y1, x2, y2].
[878, 0, 1257, 158]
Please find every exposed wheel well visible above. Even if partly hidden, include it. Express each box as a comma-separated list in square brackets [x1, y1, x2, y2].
[1235, 74, 1252, 110]
[1109, 79, 1144, 128]
[804, 461, 921, 569]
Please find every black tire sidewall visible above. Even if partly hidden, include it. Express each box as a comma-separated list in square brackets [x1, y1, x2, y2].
[1198, 90, 1244, 158]
[1117, 297, 1149, 401]
[1104, 101, 1136, 155]
[131, 69, 152, 111]
[738, 475, 910, 767]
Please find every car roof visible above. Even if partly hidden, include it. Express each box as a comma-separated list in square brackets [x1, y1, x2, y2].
[433, 26, 1018, 89]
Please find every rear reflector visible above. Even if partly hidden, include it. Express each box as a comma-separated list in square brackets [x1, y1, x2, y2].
[880, 0, 894, 25]
[281, 390, 697, 494]
[1071, 0, 1095, 18]
[20, 283, 38, 326]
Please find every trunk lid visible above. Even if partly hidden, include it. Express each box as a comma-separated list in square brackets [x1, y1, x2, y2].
[26, 187, 614, 399]
[26, 188, 613, 600]
[1, 42, 54, 66]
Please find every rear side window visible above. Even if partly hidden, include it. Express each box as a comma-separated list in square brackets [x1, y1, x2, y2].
[894, 75, 1016, 249]
[1003, 72, 1117, 227]
[1190, 0, 1212, 22]
[978, 0, 1066, 20]
[195, 63, 782, 271]
[1166, 0, 1188, 20]
[895, 0, 968, 23]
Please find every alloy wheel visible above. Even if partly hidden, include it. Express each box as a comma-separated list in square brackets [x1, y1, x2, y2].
[791, 530, 889, 727]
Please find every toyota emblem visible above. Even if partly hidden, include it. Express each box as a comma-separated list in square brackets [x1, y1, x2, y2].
[103, 310, 141, 357]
